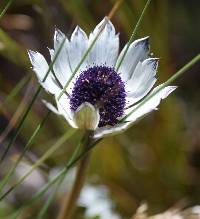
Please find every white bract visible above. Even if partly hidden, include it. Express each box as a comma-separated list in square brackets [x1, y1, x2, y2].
[28, 18, 176, 139]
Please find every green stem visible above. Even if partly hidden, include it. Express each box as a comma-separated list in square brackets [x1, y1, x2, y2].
[36, 139, 82, 219]
[56, 132, 92, 219]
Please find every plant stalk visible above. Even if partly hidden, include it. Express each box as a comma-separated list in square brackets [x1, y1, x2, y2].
[57, 132, 92, 219]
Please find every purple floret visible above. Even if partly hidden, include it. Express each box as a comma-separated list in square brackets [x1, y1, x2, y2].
[70, 66, 126, 127]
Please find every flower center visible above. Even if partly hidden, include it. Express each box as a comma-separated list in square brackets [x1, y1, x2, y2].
[70, 66, 126, 127]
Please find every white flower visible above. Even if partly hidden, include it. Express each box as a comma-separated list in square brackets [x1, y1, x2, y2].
[79, 185, 121, 219]
[28, 18, 176, 139]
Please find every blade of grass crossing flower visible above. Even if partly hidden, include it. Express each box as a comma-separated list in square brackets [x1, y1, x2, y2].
[57, 0, 123, 100]
[0, 0, 122, 162]
[115, 0, 152, 71]
[0, 111, 51, 193]
[57, 19, 109, 100]
[122, 54, 200, 121]
[36, 139, 82, 219]
[0, 0, 14, 20]
[0, 128, 76, 201]
[41, 36, 67, 83]
[0, 36, 67, 163]
[51, 68, 70, 97]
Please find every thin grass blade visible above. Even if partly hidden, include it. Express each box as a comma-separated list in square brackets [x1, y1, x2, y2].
[0, 78, 34, 145]
[0, 128, 76, 201]
[57, 0, 123, 100]
[0, 111, 51, 193]
[0, 0, 14, 20]
[3, 137, 102, 219]
[0, 75, 30, 110]
[0, 34, 67, 163]
[115, 0, 152, 71]
[57, 19, 109, 100]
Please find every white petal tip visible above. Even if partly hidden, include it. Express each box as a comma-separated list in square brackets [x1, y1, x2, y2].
[162, 86, 177, 98]
[102, 16, 110, 24]
[135, 36, 150, 51]
[71, 25, 87, 41]
[54, 28, 66, 42]
[48, 48, 54, 57]
[124, 85, 177, 125]
[143, 58, 159, 70]
[27, 50, 36, 61]
[28, 50, 45, 64]
[42, 100, 60, 115]
[96, 17, 114, 33]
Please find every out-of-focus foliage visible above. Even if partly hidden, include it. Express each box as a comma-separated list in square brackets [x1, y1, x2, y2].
[133, 203, 200, 219]
[0, 0, 200, 218]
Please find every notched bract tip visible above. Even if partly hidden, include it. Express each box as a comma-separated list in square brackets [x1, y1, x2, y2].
[73, 102, 100, 131]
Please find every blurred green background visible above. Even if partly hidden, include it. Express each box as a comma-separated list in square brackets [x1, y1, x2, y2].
[0, 0, 200, 218]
